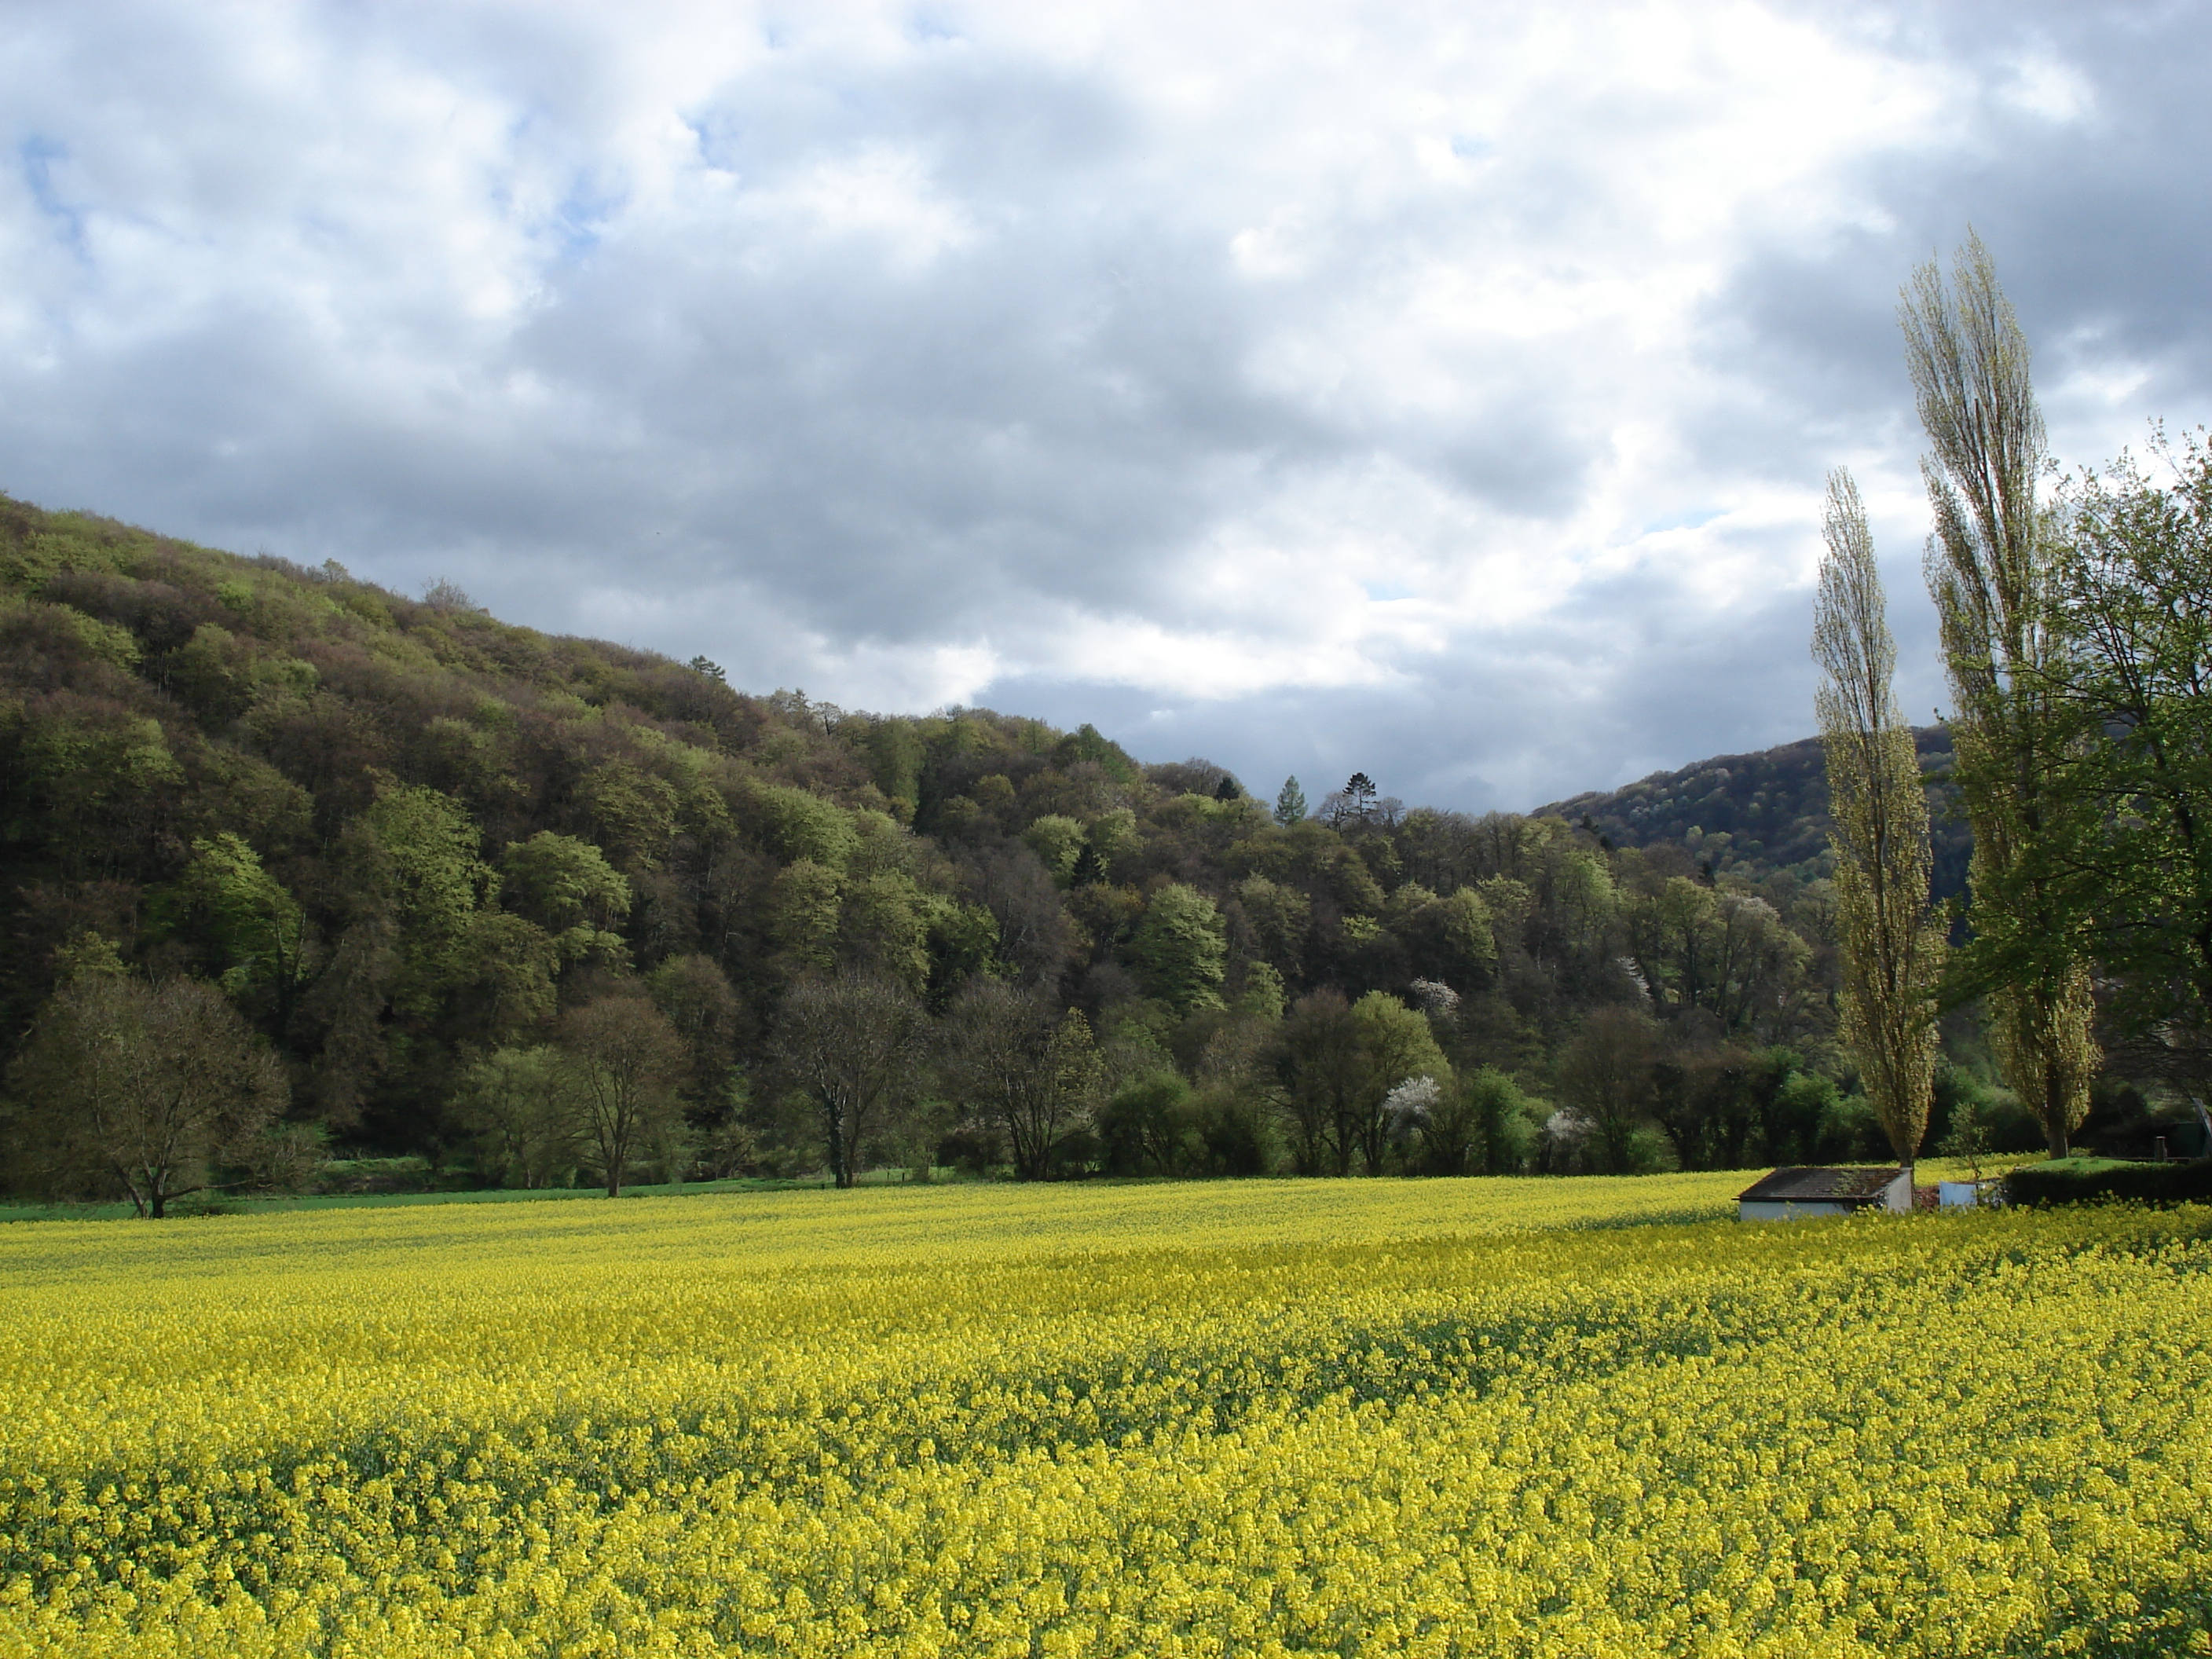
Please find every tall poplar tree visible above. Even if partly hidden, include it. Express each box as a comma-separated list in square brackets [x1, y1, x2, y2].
[1903, 232, 2099, 1155]
[1815, 469, 1943, 1178]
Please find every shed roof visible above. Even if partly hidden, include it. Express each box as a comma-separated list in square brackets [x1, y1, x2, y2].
[1737, 1166, 1903, 1204]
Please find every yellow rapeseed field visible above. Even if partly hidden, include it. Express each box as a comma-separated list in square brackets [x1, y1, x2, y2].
[2, 1174, 2207, 1657]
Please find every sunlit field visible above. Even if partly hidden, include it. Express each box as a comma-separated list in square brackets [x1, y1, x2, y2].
[2, 1175, 2208, 1657]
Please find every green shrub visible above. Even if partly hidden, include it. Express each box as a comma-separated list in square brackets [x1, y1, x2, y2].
[2003, 1157, 2212, 1207]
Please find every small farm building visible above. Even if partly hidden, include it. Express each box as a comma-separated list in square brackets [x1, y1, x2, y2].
[1738, 1166, 1910, 1221]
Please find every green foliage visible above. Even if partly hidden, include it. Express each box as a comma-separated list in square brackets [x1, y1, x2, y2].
[1351, 991, 1448, 1086]
[923, 898, 1001, 1000]
[501, 832, 631, 964]
[0, 489, 1895, 1190]
[51, 929, 128, 983]
[13, 702, 181, 872]
[1132, 884, 1229, 1013]
[1431, 1066, 1544, 1176]
[1234, 961, 1287, 1021]
[369, 784, 496, 923]
[863, 717, 925, 816]
[1393, 884, 1495, 986]
[2004, 1156, 2212, 1207]
[1235, 876, 1309, 977]
[1023, 815, 1085, 884]
[1100, 1071, 1194, 1175]
[0, 593, 140, 671]
[450, 1046, 578, 1189]
[644, 952, 742, 1112]
[579, 760, 680, 871]
[450, 911, 564, 1044]
[1057, 723, 1138, 783]
[154, 833, 309, 1007]
[4, 972, 287, 1218]
[362, 784, 502, 1013]
[2021, 433, 2212, 1054]
[839, 871, 932, 994]
[1349, 991, 1451, 1174]
[1085, 807, 1140, 873]
[557, 994, 687, 1197]
[745, 782, 858, 870]
[1906, 236, 2100, 1157]
[769, 860, 844, 973]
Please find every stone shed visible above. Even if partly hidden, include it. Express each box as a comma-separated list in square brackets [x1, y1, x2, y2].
[1737, 1166, 1910, 1221]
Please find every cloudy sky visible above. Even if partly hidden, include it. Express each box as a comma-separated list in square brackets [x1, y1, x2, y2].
[5, 2, 2208, 811]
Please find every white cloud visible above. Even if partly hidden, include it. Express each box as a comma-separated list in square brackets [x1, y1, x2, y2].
[1, 0, 2207, 809]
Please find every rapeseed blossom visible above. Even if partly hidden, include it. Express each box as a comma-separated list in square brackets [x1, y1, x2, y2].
[0, 1174, 2206, 1655]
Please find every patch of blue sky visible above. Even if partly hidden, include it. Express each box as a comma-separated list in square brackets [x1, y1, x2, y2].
[18, 137, 85, 254]
[1449, 135, 1492, 159]
[907, 9, 968, 45]
[1642, 507, 1725, 534]
[546, 177, 622, 266]
[1363, 580, 1418, 601]
[682, 113, 737, 175]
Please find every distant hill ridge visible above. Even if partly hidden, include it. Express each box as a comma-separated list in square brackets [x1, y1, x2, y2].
[1539, 728, 1971, 901]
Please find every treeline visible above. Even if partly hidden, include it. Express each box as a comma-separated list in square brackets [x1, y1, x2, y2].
[0, 493, 2116, 1210]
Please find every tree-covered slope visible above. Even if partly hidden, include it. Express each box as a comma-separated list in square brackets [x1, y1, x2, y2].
[2, 491, 1965, 1185]
[1539, 728, 1972, 903]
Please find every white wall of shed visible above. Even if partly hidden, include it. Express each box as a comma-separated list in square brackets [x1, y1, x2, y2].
[1738, 1200, 1851, 1222]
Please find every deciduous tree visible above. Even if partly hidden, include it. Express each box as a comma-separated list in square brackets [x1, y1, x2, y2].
[1815, 468, 1943, 1177]
[1347, 991, 1450, 1174]
[501, 830, 632, 967]
[557, 994, 685, 1196]
[1130, 884, 1227, 1013]
[1904, 233, 2099, 1155]
[1557, 1005, 1659, 1174]
[771, 974, 926, 1188]
[5, 965, 287, 1217]
[1280, 989, 1361, 1175]
[449, 1045, 579, 1188]
[940, 979, 1101, 1180]
[155, 831, 313, 1035]
[2042, 434, 2212, 1084]
[646, 952, 743, 1111]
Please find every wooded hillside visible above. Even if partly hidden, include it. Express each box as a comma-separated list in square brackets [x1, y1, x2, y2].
[2, 493, 2090, 1195]
[1540, 730, 1972, 903]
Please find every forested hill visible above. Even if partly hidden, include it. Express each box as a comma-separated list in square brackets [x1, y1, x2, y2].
[5, 489, 1998, 1186]
[1540, 728, 1972, 903]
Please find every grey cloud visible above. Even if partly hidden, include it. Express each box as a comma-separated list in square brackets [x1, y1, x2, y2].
[5, 1, 2212, 815]
[1711, 0, 2212, 480]
[986, 528, 1944, 818]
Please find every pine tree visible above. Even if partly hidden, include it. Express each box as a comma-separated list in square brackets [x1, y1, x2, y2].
[1273, 776, 1308, 827]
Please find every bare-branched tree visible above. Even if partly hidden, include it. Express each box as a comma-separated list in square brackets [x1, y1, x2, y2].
[558, 994, 686, 1196]
[939, 978, 1101, 1180]
[772, 974, 926, 1188]
[5, 968, 287, 1217]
